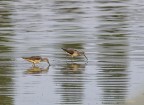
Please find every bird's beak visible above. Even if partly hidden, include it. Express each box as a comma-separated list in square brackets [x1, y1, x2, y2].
[47, 60, 51, 66]
[83, 54, 88, 60]
[45, 59, 50, 66]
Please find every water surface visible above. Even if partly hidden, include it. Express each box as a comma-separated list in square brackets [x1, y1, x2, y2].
[0, 0, 144, 105]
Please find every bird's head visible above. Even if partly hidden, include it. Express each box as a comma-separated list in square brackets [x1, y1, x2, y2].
[42, 58, 50, 65]
[79, 51, 88, 60]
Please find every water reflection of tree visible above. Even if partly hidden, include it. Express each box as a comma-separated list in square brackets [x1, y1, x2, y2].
[52, 1, 87, 104]
[54, 63, 85, 105]
[96, 0, 129, 105]
[52, 0, 85, 46]
[0, 0, 14, 105]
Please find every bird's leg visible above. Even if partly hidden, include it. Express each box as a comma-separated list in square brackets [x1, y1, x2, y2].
[32, 63, 35, 67]
[71, 57, 74, 62]
[65, 54, 69, 63]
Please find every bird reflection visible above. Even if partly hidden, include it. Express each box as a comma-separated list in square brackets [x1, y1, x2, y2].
[24, 66, 49, 74]
[62, 63, 85, 74]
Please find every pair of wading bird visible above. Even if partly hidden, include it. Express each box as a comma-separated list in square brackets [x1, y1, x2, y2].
[22, 48, 88, 66]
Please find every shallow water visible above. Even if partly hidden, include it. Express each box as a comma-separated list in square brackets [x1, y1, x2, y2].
[0, 0, 144, 105]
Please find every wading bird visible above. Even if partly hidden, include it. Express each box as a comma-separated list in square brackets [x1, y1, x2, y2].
[22, 56, 50, 66]
[61, 48, 88, 61]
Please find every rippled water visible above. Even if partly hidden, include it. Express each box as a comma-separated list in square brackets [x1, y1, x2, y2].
[0, 0, 144, 105]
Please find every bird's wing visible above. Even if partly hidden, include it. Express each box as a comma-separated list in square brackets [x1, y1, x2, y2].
[62, 48, 74, 55]
[22, 56, 41, 60]
[31, 56, 42, 60]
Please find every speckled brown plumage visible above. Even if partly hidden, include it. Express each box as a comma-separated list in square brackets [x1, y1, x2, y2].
[61, 48, 88, 60]
[22, 56, 50, 66]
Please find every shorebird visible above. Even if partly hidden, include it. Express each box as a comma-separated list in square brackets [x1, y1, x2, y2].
[22, 56, 50, 66]
[61, 48, 88, 61]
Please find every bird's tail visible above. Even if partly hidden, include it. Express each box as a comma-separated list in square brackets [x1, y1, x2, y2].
[61, 48, 67, 52]
[22, 57, 28, 60]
